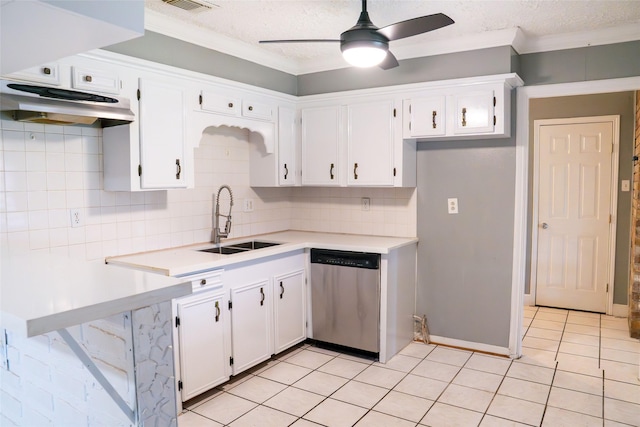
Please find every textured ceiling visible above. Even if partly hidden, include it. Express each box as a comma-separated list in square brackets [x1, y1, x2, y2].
[144, 0, 640, 71]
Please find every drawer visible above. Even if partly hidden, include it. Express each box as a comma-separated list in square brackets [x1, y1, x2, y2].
[6, 63, 61, 85]
[181, 270, 224, 293]
[200, 91, 240, 116]
[72, 66, 120, 94]
[242, 99, 274, 121]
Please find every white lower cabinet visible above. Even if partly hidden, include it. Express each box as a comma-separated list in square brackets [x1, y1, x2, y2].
[230, 279, 272, 373]
[274, 269, 306, 354]
[175, 289, 229, 401]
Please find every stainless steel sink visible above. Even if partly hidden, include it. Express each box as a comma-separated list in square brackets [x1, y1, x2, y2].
[198, 240, 281, 255]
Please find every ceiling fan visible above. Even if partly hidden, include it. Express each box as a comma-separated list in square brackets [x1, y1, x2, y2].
[259, 0, 454, 70]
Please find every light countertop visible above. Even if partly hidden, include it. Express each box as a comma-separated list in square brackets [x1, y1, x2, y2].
[106, 230, 418, 277]
[1, 253, 191, 337]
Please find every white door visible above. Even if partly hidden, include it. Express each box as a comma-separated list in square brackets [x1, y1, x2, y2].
[273, 270, 306, 354]
[535, 118, 617, 312]
[347, 100, 395, 186]
[301, 106, 341, 186]
[176, 291, 228, 401]
[138, 78, 186, 189]
[230, 280, 272, 374]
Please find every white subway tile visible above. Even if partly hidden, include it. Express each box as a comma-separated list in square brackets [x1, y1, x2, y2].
[5, 191, 27, 211]
[4, 171, 27, 191]
[48, 209, 68, 228]
[25, 132, 46, 152]
[28, 210, 49, 230]
[47, 191, 66, 209]
[46, 172, 66, 190]
[4, 151, 26, 171]
[44, 132, 64, 149]
[45, 152, 65, 171]
[66, 190, 84, 208]
[29, 229, 49, 249]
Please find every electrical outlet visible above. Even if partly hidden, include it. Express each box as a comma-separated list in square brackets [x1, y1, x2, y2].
[621, 180, 630, 191]
[447, 198, 459, 214]
[361, 197, 370, 211]
[243, 198, 254, 212]
[69, 209, 83, 227]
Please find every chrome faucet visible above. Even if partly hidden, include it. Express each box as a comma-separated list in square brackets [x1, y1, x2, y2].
[213, 185, 234, 244]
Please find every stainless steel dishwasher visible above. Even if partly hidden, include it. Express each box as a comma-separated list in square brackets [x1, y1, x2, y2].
[310, 248, 380, 354]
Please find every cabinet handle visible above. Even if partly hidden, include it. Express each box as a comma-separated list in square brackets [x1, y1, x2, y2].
[228, 102, 234, 108]
[200, 279, 207, 286]
[432, 111, 437, 129]
[43, 67, 51, 75]
[248, 106, 254, 111]
[215, 301, 220, 322]
[280, 281, 284, 299]
[176, 159, 181, 180]
[461, 107, 467, 127]
[259, 287, 265, 306]
[330, 163, 334, 180]
[84, 75, 93, 83]
[284, 163, 288, 180]
[353, 163, 358, 180]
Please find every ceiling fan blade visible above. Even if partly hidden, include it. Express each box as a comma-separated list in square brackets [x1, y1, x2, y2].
[379, 51, 399, 70]
[377, 13, 454, 41]
[259, 39, 340, 44]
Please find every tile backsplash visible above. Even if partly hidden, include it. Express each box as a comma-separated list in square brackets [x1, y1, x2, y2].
[0, 119, 416, 261]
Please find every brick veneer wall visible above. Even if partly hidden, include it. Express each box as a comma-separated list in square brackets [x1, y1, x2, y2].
[630, 90, 640, 338]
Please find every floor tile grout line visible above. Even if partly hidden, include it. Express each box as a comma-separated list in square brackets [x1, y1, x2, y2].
[538, 359, 559, 427]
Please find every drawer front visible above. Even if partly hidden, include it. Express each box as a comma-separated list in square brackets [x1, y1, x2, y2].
[201, 91, 240, 116]
[72, 66, 120, 94]
[242, 99, 273, 121]
[6, 63, 61, 85]
[182, 270, 224, 293]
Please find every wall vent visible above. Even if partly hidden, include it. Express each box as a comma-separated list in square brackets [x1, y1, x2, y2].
[161, 0, 214, 12]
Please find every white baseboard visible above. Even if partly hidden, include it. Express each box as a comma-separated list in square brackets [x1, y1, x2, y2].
[612, 304, 628, 318]
[524, 294, 535, 306]
[428, 335, 511, 357]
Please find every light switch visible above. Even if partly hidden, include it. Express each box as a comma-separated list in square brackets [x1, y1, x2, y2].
[448, 198, 458, 214]
[621, 180, 630, 192]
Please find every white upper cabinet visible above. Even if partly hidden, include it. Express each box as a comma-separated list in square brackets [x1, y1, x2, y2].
[103, 75, 188, 191]
[138, 79, 186, 189]
[347, 100, 396, 186]
[301, 105, 341, 186]
[404, 96, 446, 138]
[402, 75, 522, 141]
[451, 89, 495, 135]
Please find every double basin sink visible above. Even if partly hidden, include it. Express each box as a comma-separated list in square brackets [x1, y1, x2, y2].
[199, 240, 281, 255]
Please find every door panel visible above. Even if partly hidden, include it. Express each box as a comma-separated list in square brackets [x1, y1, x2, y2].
[535, 120, 613, 312]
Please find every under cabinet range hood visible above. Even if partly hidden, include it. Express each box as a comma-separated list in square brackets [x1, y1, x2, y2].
[0, 80, 134, 127]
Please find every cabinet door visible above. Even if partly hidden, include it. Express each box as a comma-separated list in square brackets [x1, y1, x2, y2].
[176, 291, 228, 401]
[230, 280, 271, 374]
[138, 78, 186, 189]
[6, 63, 60, 85]
[452, 90, 495, 134]
[273, 270, 305, 353]
[347, 100, 395, 186]
[301, 106, 341, 186]
[200, 90, 240, 116]
[278, 107, 297, 186]
[404, 96, 446, 138]
[71, 66, 120, 94]
[243, 99, 274, 121]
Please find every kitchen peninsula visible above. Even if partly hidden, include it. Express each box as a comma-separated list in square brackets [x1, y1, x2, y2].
[0, 253, 191, 426]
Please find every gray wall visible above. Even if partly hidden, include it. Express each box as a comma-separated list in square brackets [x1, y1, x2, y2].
[297, 46, 514, 95]
[519, 41, 640, 86]
[105, 31, 298, 95]
[416, 139, 515, 348]
[528, 92, 635, 305]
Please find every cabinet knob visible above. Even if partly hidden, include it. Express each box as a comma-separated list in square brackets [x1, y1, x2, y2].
[228, 102, 233, 108]
[200, 279, 207, 286]
[84, 75, 93, 83]
[248, 106, 254, 111]
[43, 67, 51, 75]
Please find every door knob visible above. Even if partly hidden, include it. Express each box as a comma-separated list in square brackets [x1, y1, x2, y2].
[541, 222, 549, 229]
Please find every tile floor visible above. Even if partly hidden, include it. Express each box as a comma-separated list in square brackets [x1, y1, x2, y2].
[178, 307, 640, 426]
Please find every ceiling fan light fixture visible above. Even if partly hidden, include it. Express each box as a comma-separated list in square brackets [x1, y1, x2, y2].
[342, 45, 387, 67]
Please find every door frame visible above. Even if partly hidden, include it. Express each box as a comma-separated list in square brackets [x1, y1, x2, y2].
[530, 116, 620, 313]
[511, 76, 640, 358]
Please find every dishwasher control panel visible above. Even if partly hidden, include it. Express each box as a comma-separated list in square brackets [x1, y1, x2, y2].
[310, 249, 380, 269]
